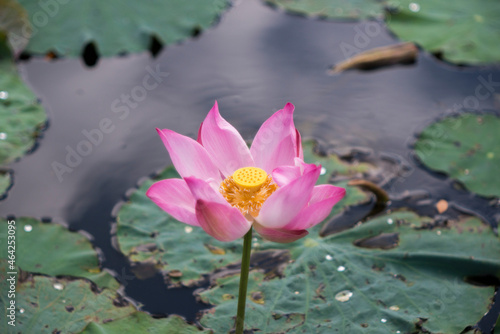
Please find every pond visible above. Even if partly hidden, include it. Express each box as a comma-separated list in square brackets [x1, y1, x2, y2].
[1, 0, 499, 333]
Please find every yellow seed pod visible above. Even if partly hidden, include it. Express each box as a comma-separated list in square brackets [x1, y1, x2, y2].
[232, 167, 267, 191]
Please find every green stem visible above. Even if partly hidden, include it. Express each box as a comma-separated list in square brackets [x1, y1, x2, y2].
[235, 227, 253, 334]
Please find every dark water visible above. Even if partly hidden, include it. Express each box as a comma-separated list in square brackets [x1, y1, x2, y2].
[1, 0, 499, 329]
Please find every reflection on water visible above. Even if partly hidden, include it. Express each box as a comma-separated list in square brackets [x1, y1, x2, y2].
[1, 0, 499, 323]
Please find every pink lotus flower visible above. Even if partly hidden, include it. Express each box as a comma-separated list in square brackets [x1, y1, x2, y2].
[147, 102, 345, 243]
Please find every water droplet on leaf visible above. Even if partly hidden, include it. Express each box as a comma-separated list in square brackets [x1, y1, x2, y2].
[335, 290, 353, 302]
[409, 2, 420, 12]
[53, 283, 64, 290]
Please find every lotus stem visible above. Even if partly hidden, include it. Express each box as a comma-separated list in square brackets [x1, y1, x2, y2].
[235, 227, 253, 333]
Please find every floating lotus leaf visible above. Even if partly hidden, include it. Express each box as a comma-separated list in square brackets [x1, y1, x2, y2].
[414, 113, 500, 198]
[0, 40, 46, 166]
[16, 0, 229, 57]
[387, 0, 500, 64]
[0, 260, 203, 333]
[0, 260, 135, 333]
[0, 170, 11, 198]
[0, 217, 118, 289]
[0, 0, 31, 55]
[199, 211, 500, 333]
[82, 312, 210, 334]
[116, 141, 371, 286]
[264, 0, 385, 19]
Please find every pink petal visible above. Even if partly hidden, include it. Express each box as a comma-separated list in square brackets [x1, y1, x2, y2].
[284, 184, 346, 230]
[295, 129, 303, 160]
[197, 122, 203, 145]
[257, 165, 321, 229]
[272, 159, 319, 187]
[183, 176, 227, 204]
[199, 101, 254, 177]
[294, 158, 317, 175]
[156, 128, 221, 182]
[254, 222, 308, 243]
[184, 176, 251, 241]
[195, 200, 252, 242]
[146, 179, 199, 226]
[272, 165, 301, 187]
[250, 103, 301, 173]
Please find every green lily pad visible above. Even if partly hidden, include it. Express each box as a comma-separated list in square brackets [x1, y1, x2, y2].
[82, 312, 211, 334]
[386, 0, 500, 64]
[0, 40, 46, 166]
[116, 140, 371, 286]
[0, 0, 31, 55]
[0, 260, 201, 334]
[264, 0, 386, 19]
[116, 165, 245, 287]
[414, 113, 500, 198]
[16, 0, 229, 57]
[0, 217, 118, 289]
[199, 211, 500, 333]
[0, 170, 11, 198]
[0, 269, 134, 333]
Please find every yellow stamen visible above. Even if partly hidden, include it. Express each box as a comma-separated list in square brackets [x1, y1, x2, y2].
[220, 167, 278, 218]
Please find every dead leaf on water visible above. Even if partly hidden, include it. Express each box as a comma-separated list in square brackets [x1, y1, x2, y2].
[330, 42, 418, 73]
